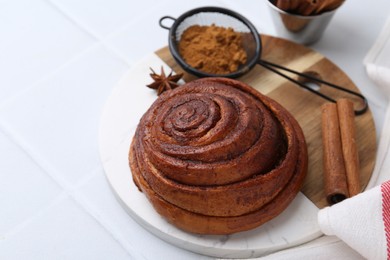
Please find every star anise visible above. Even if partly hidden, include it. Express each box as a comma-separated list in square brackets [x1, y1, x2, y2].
[147, 66, 183, 95]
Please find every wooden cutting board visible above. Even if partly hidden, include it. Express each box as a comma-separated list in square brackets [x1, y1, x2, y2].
[155, 34, 376, 209]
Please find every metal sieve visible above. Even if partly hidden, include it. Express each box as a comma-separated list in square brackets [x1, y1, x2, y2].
[159, 6, 368, 115]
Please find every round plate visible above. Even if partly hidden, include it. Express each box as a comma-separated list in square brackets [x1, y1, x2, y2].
[99, 53, 322, 258]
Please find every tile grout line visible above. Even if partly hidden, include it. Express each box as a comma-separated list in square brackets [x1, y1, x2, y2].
[0, 122, 72, 238]
[44, 0, 100, 41]
[0, 0, 136, 111]
[2, 193, 69, 239]
[0, 120, 144, 259]
[46, 0, 186, 68]
[0, 0, 115, 110]
[70, 188, 147, 260]
[0, 42, 101, 111]
[0, 2, 140, 255]
[33, 2, 145, 257]
[45, 0, 133, 67]
[69, 166, 148, 259]
[0, 1, 235, 257]
[0, 120, 73, 190]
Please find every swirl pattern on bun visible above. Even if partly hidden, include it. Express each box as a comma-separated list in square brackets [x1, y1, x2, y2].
[129, 77, 307, 234]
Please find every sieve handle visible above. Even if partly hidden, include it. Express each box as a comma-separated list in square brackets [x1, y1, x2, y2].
[159, 16, 176, 30]
[257, 59, 368, 115]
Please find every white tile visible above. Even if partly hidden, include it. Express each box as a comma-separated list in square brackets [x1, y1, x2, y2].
[78, 170, 207, 260]
[223, 0, 276, 35]
[0, 0, 95, 104]
[50, 0, 159, 38]
[0, 45, 129, 185]
[0, 130, 62, 235]
[105, 0, 231, 64]
[0, 197, 132, 259]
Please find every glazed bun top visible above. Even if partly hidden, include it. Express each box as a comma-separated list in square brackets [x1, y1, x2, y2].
[135, 77, 289, 186]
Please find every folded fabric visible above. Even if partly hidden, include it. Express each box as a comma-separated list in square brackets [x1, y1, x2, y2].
[318, 180, 390, 259]
[259, 235, 364, 260]
[261, 181, 390, 260]
[364, 16, 390, 70]
[369, 106, 390, 187]
[364, 15, 390, 99]
[365, 64, 390, 97]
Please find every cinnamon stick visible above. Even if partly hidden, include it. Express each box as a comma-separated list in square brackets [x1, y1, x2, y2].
[321, 103, 349, 205]
[315, 0, 344, 14]
[289, 0, 301, 11]
[275, 0, 291, 11]
[272, 0, 344, 15]
[337, 99, 360, 197]
[297, 0, 317, 16]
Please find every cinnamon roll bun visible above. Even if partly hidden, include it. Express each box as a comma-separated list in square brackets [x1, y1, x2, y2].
[129, 77, 308, 234]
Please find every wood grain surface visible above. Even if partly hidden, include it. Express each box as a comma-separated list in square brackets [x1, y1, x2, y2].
[155, 34, 376, 209]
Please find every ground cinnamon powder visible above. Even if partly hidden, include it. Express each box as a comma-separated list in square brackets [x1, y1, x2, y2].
[178, 24, 247, 75]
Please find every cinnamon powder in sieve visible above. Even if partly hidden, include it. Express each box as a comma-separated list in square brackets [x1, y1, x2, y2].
[178, 24, 247, 75]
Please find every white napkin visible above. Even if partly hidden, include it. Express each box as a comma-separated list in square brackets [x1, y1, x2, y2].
[318, 181, 389, 259]
[365, 15, 390, 187]
[261, 181, 390, 260]
[364, 16, 390, 98]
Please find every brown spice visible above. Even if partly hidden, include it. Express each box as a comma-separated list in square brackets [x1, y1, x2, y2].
[178, 24, 247, 75]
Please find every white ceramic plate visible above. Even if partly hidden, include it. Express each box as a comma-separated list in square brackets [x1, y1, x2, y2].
[99, 53, 322, 258]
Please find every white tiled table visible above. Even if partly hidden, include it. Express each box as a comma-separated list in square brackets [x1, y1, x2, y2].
[0, 1, 388, 259]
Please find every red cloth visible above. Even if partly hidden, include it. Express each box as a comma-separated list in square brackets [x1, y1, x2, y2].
[381, 180, 390, 259]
